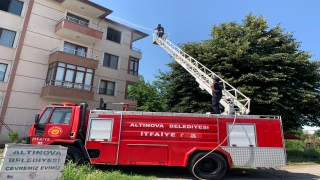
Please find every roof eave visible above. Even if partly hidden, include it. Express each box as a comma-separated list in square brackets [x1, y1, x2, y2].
[105, 18, 149, 41]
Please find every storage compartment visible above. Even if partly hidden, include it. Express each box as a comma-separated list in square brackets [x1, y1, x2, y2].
[228, 124, 257, 147]
[87, 118, 113, 141]
[127, 145, 168, 165]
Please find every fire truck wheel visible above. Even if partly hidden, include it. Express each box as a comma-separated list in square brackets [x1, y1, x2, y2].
[65, 146, 84, 164]
[188, 152, 227, 180]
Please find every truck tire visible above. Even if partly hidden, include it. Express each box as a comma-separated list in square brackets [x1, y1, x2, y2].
[65, 146, 84, 164]
[188, 152, 227, 180]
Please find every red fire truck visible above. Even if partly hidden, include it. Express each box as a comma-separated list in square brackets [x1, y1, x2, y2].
[27, 32, 287, 179]
[27, 100, 286, 180]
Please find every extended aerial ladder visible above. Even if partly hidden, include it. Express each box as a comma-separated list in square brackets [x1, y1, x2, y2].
[152, 32, 251, 115]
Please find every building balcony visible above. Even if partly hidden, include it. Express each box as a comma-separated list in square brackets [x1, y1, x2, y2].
[52, 0, 113, 19]
[131, 47, 141, 53]
[49, 46, 98, 69]
[41, 80, 94, 101]
[55, 16, 104, 44]
[130, 47, 142, 58]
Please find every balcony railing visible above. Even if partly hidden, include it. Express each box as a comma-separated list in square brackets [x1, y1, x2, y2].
[44, 80, 93, 91]
[57, 16, 104, 32]
[132, 47, 142, 53]
[50, 46, 98, 60]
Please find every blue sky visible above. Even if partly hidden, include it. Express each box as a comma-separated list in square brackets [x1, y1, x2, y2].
[93, 0, 320, 83]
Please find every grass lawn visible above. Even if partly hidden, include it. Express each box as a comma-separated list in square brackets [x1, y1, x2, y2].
[61, 139, 320, 179]
[62, 162, 190, 180]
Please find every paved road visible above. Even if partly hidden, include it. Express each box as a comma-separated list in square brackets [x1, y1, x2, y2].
[154, 165, 320, 180]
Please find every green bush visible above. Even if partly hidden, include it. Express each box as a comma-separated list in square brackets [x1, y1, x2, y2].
[315, 129, 320, 137]
[7, 132, 19, 143]
[285, 139, 320, 164]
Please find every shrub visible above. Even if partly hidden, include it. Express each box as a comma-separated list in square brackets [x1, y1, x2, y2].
[7, 132, 19, 143]
[314, 129, 320, 137]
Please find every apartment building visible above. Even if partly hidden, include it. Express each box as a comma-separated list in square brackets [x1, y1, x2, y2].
[0, 0, 148, 142]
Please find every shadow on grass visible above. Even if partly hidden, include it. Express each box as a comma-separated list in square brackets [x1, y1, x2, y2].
[222, 167, 320, 180]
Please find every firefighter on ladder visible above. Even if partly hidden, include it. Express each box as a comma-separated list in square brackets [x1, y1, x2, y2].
[210, 77, 222, 114]
[155, 24, 164, 38]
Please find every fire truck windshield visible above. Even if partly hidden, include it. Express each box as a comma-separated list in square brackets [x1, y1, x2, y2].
[49, 108, 72, 124]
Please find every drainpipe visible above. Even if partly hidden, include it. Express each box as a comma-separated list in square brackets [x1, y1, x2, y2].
[97, 18, 103, 31]
[91, 18, 104, 59]
[92, 43, 95, 58]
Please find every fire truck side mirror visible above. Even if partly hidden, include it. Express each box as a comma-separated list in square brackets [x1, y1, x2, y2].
[34, 114, 40, 127]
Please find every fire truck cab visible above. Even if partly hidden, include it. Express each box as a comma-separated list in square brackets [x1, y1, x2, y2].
[28, 100, 286, 180]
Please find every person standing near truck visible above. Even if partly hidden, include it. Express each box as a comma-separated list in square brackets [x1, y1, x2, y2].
[210, 77, 222, 114]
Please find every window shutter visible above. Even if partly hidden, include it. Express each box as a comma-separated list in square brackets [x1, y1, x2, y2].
[75, 71, 84, 89]
[0, 29, 16, 47]
[99, 80, 106, 94]
[46, 68, 52, 82]
[107, 82, 115, 95]
[63, 42, 76, 55]
[0, 64, 7, 81]
[134, 60, 139, 75]
[65, 70, 74, 82]
[130, 60, 134, 72]
[107, 28, 114, 40]
[103, 53, 110, 67]
[84, 73, 92, 91]
[115, 30, 121, 43]
[9, 0, 24, 16]
[55, 67, 65, 86]
[77, 47, 86, 57]
[64, 70, 74, 87]
[110, 55, 118, 69]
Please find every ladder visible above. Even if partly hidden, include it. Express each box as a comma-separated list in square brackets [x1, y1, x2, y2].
[152, 32, 251, 115]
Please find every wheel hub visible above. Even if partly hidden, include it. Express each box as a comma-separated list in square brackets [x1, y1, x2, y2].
[199, 159, 218, 173]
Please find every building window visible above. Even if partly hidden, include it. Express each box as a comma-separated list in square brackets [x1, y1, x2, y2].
[45, 62, 94, 91]
[106, 27, 121, 43]
[0, 63, 7, 81]
[103, 53, 118, 69]
[63, 41, 87, 58]
[0, 0, 24, 16]
[0, 28, 16, 47]
[99, 80, 115, 96]
[66, 12, 90, 27]
[129, 57, 139, 76]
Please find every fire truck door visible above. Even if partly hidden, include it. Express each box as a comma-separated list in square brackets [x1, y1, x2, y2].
[34, 107, 53, 137]
[33, 107, 74, 144]
[86, 117, 120, 164]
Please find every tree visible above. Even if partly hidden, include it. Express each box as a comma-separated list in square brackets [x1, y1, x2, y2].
[315, 129, 320, 137]
[154, 66, 212, 114]
[127, 75, 166, 112]
[157, 14, 320, 130]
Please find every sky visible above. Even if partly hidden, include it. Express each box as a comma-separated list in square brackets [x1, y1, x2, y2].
[92, 0, 320, 83]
